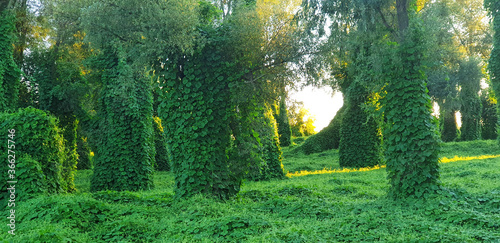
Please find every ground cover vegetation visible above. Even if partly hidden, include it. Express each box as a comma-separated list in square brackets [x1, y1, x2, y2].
[0, 141, 499, 241]
[1, 0, 500, 241]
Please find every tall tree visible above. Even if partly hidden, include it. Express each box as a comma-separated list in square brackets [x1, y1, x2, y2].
[82, 0, 200, 192]
[383, 0, 440, 199]
[276, 98, 292, 147]
[457, 57, 483, 141]
[485, 0, 500, 144]
[0, 7, 20, 112]
[481, 89, 498, 140]
[314, 0, 440, 197]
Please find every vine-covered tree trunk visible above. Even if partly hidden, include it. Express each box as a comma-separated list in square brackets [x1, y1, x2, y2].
[481, 93, 498, 140]
[60, 115, 78, 192]
[339, 80, 382, 168]
[384, 2, 440, 199]
[485, 0, 500, 144]
[276, 99, 292, 147]
[153, 116, 170, 171]
[0, 10, 20, 112]
[246, 105, 285, 180]
[159, 46, 237, 200]
[460, 97, 482, 141]
[441, 108, 458, 142]
[458, 58, 483, 141]
[91, 47, 154, 192]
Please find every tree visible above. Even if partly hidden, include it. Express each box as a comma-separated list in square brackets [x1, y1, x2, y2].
[317, 0, 440, 198]
[318, 0, 384, 168]
[383, 0, 440, 199]
[276, 98, 292, 146]
[0, 8, 20, 112]
[457, 57, 483, 141]
[481, 89, 498, 140]
[288, 101, 316, 137]
[485, 0, 500, 145]
[339, 80, 382, 168]
[82, 0, 200, 192]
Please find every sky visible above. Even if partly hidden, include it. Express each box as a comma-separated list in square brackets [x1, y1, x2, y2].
[289, 86, 343, 132]
[290, 87, 463, 132]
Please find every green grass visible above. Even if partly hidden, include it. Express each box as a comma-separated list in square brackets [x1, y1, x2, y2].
[1, 140, 499, 242]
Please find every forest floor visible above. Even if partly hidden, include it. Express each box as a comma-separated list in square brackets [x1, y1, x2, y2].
[1, 140, 500, 242]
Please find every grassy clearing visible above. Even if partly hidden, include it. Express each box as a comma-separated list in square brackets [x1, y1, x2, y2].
[1, 140, 499, 242]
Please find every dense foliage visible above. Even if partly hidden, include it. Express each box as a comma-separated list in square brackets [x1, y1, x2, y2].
[339, 81, 382, 168]
[0, 10, 20, 112]
[2, 140, 499, 241]
[276, 99, 292, 147]
[458, 58, 483, 141]
[481, 91, 498, 140]
[300, 105, 345, 155]
[89, 47, 155, 192]
[153, 116, 170, 171]
[1, 3, 499, 242]
[383, 15, 441, 199]
[14, 155, 48, 201]
[159, 37, 238, 199]
[0, 108, 71, 206]
[486, 0, 500, 144]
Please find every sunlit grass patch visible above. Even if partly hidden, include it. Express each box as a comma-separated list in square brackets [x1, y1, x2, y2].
[287, 153, 500, 178]
[440, 154, 500, 163]
[286, 165, 385, 178]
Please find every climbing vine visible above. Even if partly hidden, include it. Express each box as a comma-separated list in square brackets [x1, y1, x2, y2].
[0, 108, 70, 206]
[158, 32, 238, 199]
[276, 99, 292, 147]
[339, 80, 382, 168]
[242, 104, 285, 181]
[90, 46, 154, 192]
[481, 90, 497, 140]
[153, 116, 170, 171]
[0, 10, 20, 112]
[441, 109, 458, 142]
[458, 58, 483, 141]
[300, 105, 345, 155]
[485, 0, 500, 144]
[383, 16, 441, 199]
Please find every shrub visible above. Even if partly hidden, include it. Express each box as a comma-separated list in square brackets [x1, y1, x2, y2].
[300, 105, 345, 155]
[292, 137, 305, 145]
[15, 155, 48, 201]
[0, 107, 69, 205]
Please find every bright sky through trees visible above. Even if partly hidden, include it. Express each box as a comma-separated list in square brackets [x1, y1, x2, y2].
[290, 87, 342, 132]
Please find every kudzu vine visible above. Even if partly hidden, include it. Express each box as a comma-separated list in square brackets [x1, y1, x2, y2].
[485, 0, 500, 144]
[90, 46, 154, 192]
[383, 17, 440, 199]
[339, 80, 382, 168]
[0, 10, 20, 112]
[0, 108, 71, 206]
[158, 34, 238, 199]
[276, 99, 292, 147]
